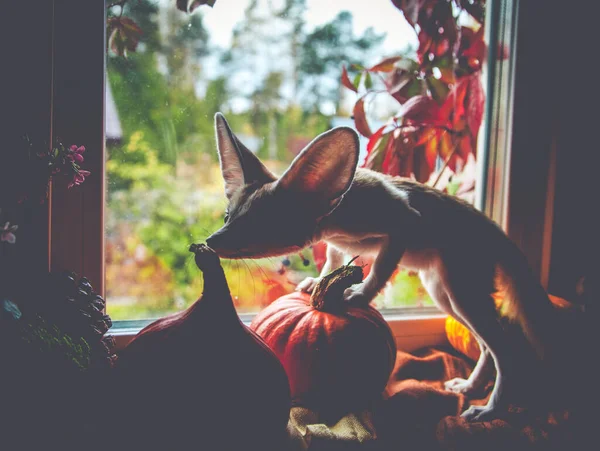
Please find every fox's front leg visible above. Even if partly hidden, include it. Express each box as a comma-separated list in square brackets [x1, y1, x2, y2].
[296, 245, 345, 293]
[344, 237, 405, 305]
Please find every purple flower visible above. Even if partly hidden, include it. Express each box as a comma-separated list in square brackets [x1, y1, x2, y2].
[68, 170, 91, 189]
[1, 222, 18, 244]
[66, 144, 85, 164]
[66, 152, 84, 163]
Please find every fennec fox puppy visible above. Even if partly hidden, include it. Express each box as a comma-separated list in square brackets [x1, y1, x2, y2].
[206, 113, 556, 421]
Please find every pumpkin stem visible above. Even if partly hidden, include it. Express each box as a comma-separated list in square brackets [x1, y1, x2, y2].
[189, 243, 241, 324]
[310, 257, 364, 312]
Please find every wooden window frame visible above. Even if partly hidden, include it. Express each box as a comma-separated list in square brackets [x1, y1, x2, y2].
[47, 0, 553, 348]
[50, 0, 106, 295]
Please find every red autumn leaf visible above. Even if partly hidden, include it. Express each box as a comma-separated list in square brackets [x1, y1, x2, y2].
[415, 126, 438, 146]
[367, 125, 388, 154]
[413, 145, 433, 182]
[438, 73, 484, 137]
[107, 17, 142, 57]
[385, 133, 415, 177]
[363, 127, 392, 169]
[438, 76, 468, 129]
[415, 0, 458, 63]
[398, 146, 414, 177]
[353, 97, 372, 138]
[364, 132, 392, 170]
[439, 131, 458, 172]
[369, 56, 403, 73]
[341, 65, 358, 93]
[458, 134, 473, 160]
[398, 95, 442, 125]
[381, 131, 402, 175]
[381, 145, 394, 174]
[385, 70, 412, 101]
[460, 27, 485, 57]
[417, 30, 433, 63]
[459, 26, 486, 71]
[383, 59, 421, 103]
[176, 0, 216, 13]
[391, 0, 431, 28]
[423, 131, 439, 171]
[120, 17, 142, 34]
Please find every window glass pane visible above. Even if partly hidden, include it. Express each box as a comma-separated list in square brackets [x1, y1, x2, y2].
[106, 0, 488, 321]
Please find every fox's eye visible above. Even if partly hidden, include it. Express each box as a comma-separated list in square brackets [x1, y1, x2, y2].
[224, 212, 229, 223]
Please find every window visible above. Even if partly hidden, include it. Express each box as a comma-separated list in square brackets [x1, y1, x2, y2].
[103, 0, 498, 323]
[50, 0, 533, 339]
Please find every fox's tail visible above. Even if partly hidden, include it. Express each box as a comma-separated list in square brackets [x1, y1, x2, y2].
[494, 247, 556, 361]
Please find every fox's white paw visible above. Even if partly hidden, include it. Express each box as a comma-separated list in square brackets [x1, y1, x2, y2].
[296, 277, 320, 294]
[460, 404, 497, 422]
[444, 378, 478, 397]
[343, 285, 373, 305]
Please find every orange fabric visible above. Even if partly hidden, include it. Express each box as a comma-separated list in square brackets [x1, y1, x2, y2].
[372, 347, 593, 451]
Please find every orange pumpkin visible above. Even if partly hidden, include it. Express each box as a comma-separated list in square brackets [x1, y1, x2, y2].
[250, 284, 397, 418]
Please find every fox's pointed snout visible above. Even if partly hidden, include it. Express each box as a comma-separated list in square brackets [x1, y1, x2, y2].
[205, 229, 226, 254]
[206, 227, 242, 258]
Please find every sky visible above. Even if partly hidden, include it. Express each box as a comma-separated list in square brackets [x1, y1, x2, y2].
[200, 0, 418, 53]
[191, 0, 418, 115]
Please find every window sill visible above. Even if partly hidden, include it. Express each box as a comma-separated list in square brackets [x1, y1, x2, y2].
[108, 307, 449, 352]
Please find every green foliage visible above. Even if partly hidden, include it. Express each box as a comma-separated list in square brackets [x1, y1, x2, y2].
[108, 0, 215, 166]
[298, 11, 385, 110]
[18, 315, 91, 371]
[107, 131, 172, 193]
[203, 76, 229, 119]
[108, 52, 171, 159]
[168, 12, 210, 58]
[137, 187, 225, 291]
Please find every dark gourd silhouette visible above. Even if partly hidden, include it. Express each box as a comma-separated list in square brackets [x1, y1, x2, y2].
[111, 244, 291, 451]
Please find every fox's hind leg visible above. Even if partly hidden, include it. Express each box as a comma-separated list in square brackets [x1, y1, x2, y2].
[439, 256, 518, 422]
[420, 264, 493, 399]
[445, 338, 493, 397]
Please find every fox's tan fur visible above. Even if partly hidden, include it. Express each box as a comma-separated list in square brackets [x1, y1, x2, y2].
[206, 113, 557, 421]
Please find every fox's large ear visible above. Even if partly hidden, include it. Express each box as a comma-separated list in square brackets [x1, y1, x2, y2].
[214, 113, 277, 199]
[277, 126, 359, 204]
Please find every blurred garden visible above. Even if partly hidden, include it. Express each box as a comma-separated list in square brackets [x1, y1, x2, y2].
[104, 0, 487, 320]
